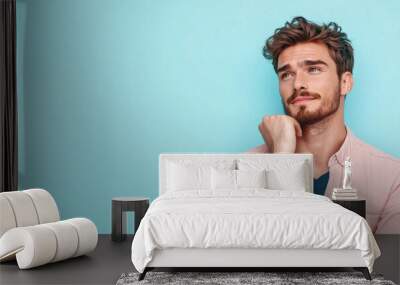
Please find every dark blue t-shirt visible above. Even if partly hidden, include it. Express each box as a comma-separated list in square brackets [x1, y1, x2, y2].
[313, 171, 330, 196]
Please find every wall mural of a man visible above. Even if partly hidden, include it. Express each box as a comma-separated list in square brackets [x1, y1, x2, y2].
[250, 16, 400, 234]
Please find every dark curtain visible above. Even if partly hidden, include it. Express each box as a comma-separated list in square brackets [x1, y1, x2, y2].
[0, 0, 17, 192]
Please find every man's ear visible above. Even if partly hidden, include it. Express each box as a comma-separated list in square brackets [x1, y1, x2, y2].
[340, 71, 353, 96]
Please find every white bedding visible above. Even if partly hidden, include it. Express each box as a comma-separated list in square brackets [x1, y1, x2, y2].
[131, 189, 380, 273]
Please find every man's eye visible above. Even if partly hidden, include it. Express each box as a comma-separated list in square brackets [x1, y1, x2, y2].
[281, 72, 292, 80]
[309, 67, 322, 74]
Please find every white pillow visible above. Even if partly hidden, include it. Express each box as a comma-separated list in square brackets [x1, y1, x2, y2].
[167, 162, 212, 191]
[266, 162, 307, 191]
[211, 169, 268, 190]
[237, 159, 309, 192]
[211, 168, 236, 190]
[237, 169, 267, 188]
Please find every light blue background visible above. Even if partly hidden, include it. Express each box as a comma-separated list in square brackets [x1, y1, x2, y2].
[16, 0, 400, 233]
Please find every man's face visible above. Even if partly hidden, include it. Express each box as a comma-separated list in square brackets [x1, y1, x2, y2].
[277, 42, 342, 126]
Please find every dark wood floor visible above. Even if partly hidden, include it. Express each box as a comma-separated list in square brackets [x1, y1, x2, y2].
[0, 235, 135, 285]
[1, 234, 399, 285]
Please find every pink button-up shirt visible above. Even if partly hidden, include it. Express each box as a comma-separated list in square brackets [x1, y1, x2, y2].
[248, 128, 400, 234]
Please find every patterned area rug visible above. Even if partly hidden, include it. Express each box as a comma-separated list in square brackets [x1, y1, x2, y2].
[116, 271, 396, 285]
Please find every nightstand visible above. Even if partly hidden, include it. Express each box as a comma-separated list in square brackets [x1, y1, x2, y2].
[111, 197, 149, 242]
[332, 199, 366, 218]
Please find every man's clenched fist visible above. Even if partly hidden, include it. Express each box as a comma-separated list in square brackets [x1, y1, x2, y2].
[258, 115, 303, 153]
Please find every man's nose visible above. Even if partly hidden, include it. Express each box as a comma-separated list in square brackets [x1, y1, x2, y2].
[293, 71, 308, 91]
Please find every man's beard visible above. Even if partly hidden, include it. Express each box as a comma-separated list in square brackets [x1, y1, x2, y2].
[283, 85, 341, 127]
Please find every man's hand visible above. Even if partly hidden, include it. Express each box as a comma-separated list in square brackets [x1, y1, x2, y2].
[258, 115, 302, 153]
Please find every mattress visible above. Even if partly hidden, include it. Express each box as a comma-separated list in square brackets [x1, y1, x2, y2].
[131, 189, 380, 273]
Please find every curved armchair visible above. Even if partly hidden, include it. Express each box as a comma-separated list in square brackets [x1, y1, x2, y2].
[0, 189, 97, 269]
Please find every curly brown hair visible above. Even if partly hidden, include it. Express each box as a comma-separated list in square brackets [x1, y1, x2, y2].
[263, 16, 354, 79]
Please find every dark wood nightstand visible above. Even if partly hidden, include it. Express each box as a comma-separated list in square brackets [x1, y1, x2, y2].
[332, 199, 366, 218]
[111, 197, 149, 242]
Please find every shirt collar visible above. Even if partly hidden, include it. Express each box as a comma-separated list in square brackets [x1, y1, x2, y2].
[328, 126, 353, 168]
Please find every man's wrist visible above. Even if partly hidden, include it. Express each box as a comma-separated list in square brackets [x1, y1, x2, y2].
[273, 144, 295, 153]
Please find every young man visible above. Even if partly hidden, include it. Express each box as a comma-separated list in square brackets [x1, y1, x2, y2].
[250, 16, 400, 234]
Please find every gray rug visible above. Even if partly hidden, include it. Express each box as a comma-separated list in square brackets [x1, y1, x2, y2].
[116, 271, 396, 285]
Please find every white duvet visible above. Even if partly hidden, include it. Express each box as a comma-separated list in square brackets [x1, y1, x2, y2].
[131, 189, 380, 273]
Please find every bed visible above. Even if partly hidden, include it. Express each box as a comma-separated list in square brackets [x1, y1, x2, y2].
[131, 153, 380, 280]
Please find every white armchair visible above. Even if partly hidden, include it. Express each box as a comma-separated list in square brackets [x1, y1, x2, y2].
[0, 189, 98, 269]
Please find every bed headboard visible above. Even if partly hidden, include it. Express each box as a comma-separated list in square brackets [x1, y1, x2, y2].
[159, 153, 314, 195]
